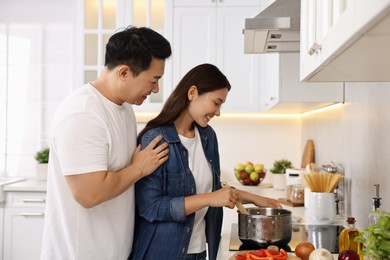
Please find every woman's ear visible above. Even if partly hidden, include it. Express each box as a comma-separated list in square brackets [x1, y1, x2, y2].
[188, 85, 198, 101]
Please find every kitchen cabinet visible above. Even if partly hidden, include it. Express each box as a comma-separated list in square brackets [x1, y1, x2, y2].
[0, 207, 3, 260]
[173, 0, 262, 7]
[259, 53, 344, 114]
[3, 188, 46, 260]
[170, 0, 271, 112]
[78, 0, 169, 111]
[300, 0, 390, 82]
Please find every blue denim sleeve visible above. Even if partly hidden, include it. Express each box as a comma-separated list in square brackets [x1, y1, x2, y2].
[135, 130, 187, 223]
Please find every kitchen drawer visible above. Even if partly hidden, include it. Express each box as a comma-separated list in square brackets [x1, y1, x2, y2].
[5, 191, 46, 208]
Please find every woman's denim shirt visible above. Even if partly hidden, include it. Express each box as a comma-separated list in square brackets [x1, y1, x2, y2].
[132, 123, 223, 260]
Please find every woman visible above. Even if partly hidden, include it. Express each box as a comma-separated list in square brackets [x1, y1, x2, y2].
[132, 64, 281, 260]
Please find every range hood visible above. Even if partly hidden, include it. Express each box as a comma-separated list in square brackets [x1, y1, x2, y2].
[244, 0, 300, 54]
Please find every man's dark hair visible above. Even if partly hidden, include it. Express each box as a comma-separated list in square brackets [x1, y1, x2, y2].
[105, 26, 172, 76]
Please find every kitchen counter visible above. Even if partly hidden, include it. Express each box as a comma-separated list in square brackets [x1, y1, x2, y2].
[3, 179, 47, 192]
[217, 180, 345, 260]
[0, 177, 26, 203]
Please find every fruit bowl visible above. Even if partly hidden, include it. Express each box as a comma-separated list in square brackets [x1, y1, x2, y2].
[234, 162, 266, 186]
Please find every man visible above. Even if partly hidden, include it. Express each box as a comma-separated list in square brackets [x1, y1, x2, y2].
[41, 26, 172, 260]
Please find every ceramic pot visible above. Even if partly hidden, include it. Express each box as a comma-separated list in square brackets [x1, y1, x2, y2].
[272, 173, 286, 190]
[36, 163, 48, 181]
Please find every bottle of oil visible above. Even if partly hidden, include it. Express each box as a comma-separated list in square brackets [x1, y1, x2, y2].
[339, 217, 363, 259]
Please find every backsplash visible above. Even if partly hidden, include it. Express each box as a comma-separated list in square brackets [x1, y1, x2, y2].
[302, 82, 390, 229]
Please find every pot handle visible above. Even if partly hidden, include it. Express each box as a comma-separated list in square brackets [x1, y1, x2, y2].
[221, 181, 249, 215]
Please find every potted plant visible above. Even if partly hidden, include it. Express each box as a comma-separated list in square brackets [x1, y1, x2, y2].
[355, 211, 390, 260]
[270, 159, 293, 190]
[35, 147, 49, 181]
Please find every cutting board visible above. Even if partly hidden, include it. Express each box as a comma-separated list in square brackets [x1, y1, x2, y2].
[300, 139, 315, 169]
[278, 198, 304, 207]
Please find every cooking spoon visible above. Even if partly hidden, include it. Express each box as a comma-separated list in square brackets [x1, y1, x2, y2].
[221, 181, 249, 215]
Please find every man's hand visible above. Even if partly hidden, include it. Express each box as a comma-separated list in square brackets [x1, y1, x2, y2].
[131, 135, 169, 177]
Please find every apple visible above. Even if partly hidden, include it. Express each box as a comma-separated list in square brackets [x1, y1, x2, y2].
[244, 164, 254, 173]
[251, 179, 260, 185]
[254, 164, 264, 173]
[250, 171, 259, 181]
[235, 163, 245, 171]
[242, 178, 252, 185]
[234, 162, 266, 186]
[239, 171, 249, 180]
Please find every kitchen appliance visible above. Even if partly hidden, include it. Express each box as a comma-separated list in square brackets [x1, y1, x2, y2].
[229, 223, 345, 253]
[244, 0, 300, 53]
[238, 208, 292, 248]
[285, 169, 306, 187]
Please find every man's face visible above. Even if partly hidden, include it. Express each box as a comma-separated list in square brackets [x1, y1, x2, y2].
[119, 58, 165, 105]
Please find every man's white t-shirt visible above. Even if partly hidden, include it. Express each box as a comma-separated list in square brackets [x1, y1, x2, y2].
[41, 84, 136, 260]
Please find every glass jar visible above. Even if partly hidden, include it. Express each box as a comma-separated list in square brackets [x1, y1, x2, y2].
[290, 184, 305, 203]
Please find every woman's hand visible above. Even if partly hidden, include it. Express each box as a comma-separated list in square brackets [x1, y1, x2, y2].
[237, 189, 282, 208]
[250, 196, 282, 208]
[208, 186, 241, 209]
[184, 186, 240, 215]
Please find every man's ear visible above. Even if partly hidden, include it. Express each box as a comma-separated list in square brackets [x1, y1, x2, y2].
[118, 65, 130, 79]
[188, 85, 198, 101]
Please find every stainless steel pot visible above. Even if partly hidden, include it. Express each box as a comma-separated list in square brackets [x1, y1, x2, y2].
[238, 207, 292, 247]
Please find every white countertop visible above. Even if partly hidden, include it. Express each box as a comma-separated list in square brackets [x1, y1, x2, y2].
[0, 176, 27, 203]
[216, 180, 344, 260]
[3, 179, 47, 192]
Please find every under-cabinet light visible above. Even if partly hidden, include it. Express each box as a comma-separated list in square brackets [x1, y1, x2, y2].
[135, 103, 344, 122]
[302, 103, 344, 116]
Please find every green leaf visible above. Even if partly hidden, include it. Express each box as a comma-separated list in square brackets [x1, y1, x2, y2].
[357, 211, 390, 259]
[35, 147, 50, 163]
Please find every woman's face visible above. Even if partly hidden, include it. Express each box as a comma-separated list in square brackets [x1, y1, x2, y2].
[188, 86, 229, 127]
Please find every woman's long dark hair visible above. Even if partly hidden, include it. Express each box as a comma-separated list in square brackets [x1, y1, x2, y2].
[137, 63, 231, 144]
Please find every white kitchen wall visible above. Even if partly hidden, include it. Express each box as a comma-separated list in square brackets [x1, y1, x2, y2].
[208, 116, 302, 184]
[302, 82, 390, 230]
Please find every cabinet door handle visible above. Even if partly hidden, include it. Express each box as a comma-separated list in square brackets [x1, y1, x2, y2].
[308, 43, 322, 55]
[21, 198, 46, 203]
[20, 212, 45, 216]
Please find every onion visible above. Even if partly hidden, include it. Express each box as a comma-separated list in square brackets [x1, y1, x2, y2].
[309, 248, 333, 260]
[295, 241, 316, 260]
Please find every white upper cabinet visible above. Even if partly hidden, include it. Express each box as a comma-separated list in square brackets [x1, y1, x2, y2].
[170, 0, 266, 112]
[173, 0, 262, 7]
[260, 53, 344, 113]
[300, 0, 390, 82]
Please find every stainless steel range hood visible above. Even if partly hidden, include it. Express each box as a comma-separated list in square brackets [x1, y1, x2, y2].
[244, 0, 300, 54]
